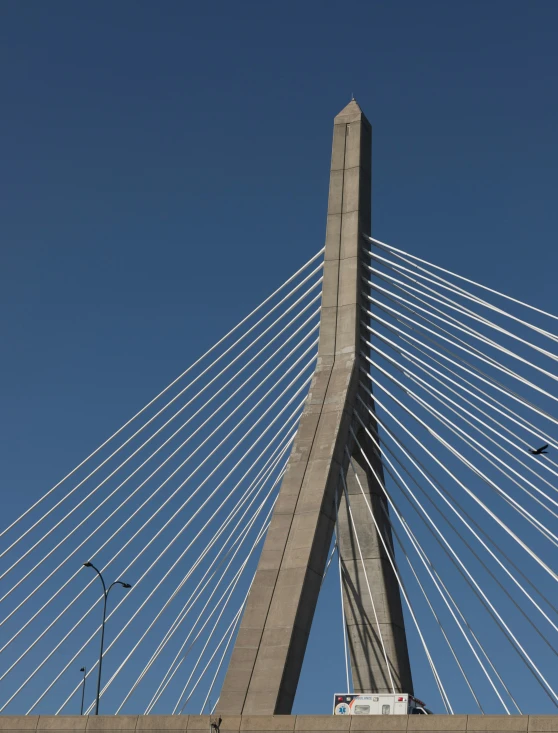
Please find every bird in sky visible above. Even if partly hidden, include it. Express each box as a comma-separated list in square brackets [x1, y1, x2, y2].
[529, 444, 549, 455]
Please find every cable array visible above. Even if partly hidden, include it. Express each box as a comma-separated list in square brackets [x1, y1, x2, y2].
[342, 235, 558, 714]
[3, 232, 558, 717]
[0, 249, 323, 716]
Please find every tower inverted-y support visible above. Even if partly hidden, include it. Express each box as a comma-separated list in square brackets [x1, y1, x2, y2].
[217, 100, 412, 715]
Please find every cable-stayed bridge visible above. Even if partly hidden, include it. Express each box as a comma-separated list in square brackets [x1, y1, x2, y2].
[1, 101, 557, 720]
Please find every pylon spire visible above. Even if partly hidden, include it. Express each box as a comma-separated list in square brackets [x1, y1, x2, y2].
[217, 102, 412, 715]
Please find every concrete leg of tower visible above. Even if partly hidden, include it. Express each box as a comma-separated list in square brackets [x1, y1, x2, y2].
[338, 423, 414, 694]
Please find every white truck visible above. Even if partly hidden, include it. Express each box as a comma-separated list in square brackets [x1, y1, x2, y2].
[333, 693, 431, 716]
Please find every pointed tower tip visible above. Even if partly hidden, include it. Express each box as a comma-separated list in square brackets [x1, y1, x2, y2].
[334, 98, 366, 123]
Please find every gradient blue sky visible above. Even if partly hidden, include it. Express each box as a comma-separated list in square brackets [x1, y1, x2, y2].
[2, 0, 558, 716]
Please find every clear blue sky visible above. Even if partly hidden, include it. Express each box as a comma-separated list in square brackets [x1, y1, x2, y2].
[1, 0, 558, 717]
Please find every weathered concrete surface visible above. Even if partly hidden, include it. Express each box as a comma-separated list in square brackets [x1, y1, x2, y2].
[1, 715, 556, 733]
[216, 100, 411, 714]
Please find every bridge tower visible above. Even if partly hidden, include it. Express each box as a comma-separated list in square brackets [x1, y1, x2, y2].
[217, 100, 413, 715]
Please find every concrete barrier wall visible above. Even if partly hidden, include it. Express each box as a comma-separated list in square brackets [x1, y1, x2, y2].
[1, 716, 558, 733]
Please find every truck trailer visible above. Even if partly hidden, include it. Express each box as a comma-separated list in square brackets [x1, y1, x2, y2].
[333, 693, 432, 716]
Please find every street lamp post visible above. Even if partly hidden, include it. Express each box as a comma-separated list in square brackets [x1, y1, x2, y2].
[79, 666, 87, 715]
[83, 562, 131, 715]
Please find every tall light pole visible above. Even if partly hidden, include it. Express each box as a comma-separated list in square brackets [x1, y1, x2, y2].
[79, 666, 87, 715]
[83, 562, 131, 715]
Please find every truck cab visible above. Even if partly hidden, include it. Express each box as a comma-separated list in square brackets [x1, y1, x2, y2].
[333, 693, 432, 716]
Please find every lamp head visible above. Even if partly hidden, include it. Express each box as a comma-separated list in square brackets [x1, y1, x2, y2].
[83, 562, 93, 568]
[80, 667, 85, 672]
[122, 583, 132, 589]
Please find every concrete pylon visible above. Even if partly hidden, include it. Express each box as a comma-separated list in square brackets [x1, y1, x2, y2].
[217, 100, 412, 715]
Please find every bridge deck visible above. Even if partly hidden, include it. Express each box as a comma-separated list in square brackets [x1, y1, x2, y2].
[1, 715, 556, 733]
